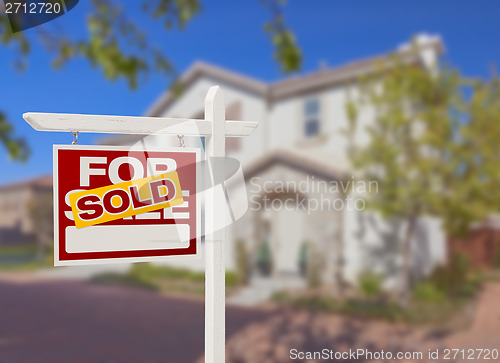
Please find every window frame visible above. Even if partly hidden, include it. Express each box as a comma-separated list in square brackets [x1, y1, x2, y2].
[303, 97, 321, 138]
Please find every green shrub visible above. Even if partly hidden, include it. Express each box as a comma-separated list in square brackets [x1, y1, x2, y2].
[291, 295, 338, 312]
[493, 240, 500, 268]
[128, 262, 156, 281]
[413, 282, 446, 303]
[434, 253, 469, 293]
[298, 242, 308, 277]
[235, 239, 250, 285]
[91, 272, 158, 291]
[256, 241, 272, 264]
[306, 245, 322, 289]
[428, 253, 482, 298]
[256, 241, 273, 276]
[98, 263, 241, 293]
[271, 290, 466, 325]
[129, 263, 205, 283]
[457, 271, 484, 298]
[271, 290, 288, 303]
[225, 271, 239, 287]
[298, 242, 308, 264]
[358, 272, 383, 299]
[342, 299, 403, 322]
[307, 260, 321, 289]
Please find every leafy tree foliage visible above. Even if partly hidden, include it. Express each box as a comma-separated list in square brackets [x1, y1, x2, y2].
[0, 0, 301, 160]
[345, 48, 500, 304]
[0, 112, 29, 161]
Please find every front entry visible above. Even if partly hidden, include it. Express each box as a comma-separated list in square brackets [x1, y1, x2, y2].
[271, 207, 305, 274]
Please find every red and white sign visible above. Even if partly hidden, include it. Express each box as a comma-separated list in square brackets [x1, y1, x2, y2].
[53, 145, 200, 266]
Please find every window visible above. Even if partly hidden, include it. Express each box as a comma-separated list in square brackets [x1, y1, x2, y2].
[303, 98, 320, 138]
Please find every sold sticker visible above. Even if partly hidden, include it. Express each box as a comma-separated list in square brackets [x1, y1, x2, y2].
[69, 171, 183, 229]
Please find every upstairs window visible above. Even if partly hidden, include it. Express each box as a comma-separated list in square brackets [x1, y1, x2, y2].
[304, 98, 320, 138]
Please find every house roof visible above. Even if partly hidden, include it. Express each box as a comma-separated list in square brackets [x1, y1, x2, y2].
[99, 34, 443, 146]
[0, 174, 52, 192]
[145, 34, 444, 117]
[146, 62, 268, 117]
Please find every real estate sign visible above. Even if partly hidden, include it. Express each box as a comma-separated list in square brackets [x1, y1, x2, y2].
[26, 86, 258, 363]
[53, 145, 200, 266]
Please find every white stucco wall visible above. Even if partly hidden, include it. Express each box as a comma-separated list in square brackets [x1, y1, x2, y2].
[158, 77, 268, 166]
[343, 206, 447, 290]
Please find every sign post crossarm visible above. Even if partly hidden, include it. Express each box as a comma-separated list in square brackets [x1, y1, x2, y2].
[23, 113, 257, 137]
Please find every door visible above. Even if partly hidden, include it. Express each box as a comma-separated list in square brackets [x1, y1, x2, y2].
[272, 208, 305, 274]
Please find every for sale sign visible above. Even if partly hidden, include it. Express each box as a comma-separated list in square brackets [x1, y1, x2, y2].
[53, 145, 200, 266]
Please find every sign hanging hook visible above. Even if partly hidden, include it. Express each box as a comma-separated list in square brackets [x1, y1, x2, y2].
[177, 134, 185, 148]
[71, 131, 79, 145]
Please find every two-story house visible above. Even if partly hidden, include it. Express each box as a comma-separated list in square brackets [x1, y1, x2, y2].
[99, 34, 448, 289]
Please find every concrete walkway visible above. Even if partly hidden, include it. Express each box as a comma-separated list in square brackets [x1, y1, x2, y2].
[228, 274, 305, 306]
[443, 283, 500, 362]
[471, 282, 500, 331]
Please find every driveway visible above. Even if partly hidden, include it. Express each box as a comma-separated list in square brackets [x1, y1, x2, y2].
[444, 283, 500, 362]
[0, 277, 271, 363]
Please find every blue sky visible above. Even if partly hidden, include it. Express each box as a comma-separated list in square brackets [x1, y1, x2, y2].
[1, 0, 499, 185]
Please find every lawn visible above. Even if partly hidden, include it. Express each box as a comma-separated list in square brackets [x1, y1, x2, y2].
[0, 244, 53, 270]
[0, 243, 38, 257]
[91, 263, 241, 297]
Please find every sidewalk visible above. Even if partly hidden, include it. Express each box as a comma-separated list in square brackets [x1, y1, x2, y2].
[444, 283, 500, 362]
[228, 274, 305, 307]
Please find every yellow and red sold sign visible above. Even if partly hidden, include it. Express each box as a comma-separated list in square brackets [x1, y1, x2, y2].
[69, 172, 183, 229]
[54, 145, 200, 266]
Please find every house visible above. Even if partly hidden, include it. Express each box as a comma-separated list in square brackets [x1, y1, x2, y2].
[98, 34, 448, 290]
[0, 175, 52, 245]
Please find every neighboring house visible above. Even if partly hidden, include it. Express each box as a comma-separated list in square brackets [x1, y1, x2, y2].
[449, 215, 500, 269]
[0, 175, 52, 245]
[99, 34, 448, 290]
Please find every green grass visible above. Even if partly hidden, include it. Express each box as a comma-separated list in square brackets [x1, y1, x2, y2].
[0, 244, 53, 271]
[90, 272, 159, 291]
[0, 244, 38, 256]
[90, 263, 241, 297]
[0, 259, 52, 271]
[271, 291, 472, 326]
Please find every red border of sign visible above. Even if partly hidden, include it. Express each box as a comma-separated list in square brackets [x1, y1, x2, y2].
[53, 145, 201, 266]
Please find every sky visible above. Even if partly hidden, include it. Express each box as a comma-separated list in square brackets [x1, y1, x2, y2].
[1, 0, 500, 185]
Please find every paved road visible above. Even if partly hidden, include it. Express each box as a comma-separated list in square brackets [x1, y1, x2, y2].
[0, 278, 271, 363]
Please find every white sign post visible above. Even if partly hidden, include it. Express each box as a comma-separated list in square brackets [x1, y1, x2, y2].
[24, 86, 258, 363]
